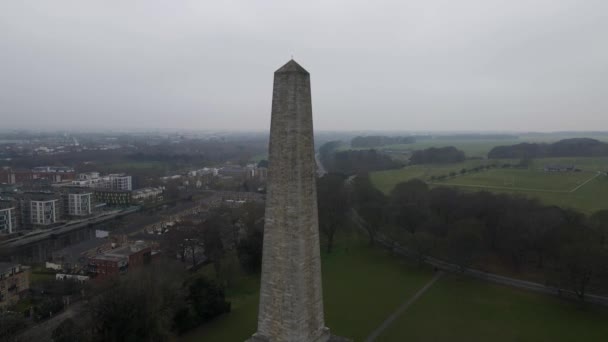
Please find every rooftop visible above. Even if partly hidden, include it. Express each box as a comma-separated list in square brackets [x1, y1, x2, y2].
[105, 242, 149, 257]
[53, 238, 107, 262]
[90, 254, 125, 262]
[0, 262, 19, 273]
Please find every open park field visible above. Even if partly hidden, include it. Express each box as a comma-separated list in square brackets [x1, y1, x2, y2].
[180, 231, 608, 341]
[349, 133, 608, 159]
[338, 139, 521, 159]
[371, 157, 608, 214]
[377, 273, 608, 341]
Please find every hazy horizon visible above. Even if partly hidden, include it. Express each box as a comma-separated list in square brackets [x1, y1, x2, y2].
[1, 1, 607, 132]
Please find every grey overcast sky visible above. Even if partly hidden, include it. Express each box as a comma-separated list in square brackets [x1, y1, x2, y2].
[0, 1, 607, 132]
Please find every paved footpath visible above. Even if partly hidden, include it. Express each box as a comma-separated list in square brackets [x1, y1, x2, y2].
[365, 271, 444, 342]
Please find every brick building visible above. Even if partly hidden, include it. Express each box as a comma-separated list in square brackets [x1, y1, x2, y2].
[88, 241, 152, 280]
[0, 167, 76, 185]
[0, 263, 30, 309]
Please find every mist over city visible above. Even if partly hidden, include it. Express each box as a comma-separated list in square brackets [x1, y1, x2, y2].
[2, 1, 608, 132]
[1, 2, 608, 342]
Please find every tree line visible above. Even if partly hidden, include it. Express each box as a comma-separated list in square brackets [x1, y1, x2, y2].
[351, 135, 416, 148]
[409, 146, 466, 164]
[319, 141, 402, 175]
[488, 138, 608, 159]
[318, 173, 608, 301]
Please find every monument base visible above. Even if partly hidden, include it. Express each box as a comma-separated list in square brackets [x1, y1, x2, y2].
[247, 327, 351, 342]
[246, 335, 351, 342]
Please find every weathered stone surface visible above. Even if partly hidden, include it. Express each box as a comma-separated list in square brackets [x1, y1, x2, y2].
[247, 60, 330, 342]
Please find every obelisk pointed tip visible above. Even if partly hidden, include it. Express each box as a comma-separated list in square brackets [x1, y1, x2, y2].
[275, 59, 309, 75]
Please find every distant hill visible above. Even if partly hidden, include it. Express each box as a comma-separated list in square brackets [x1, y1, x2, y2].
[410, 146, 466, 164]
[351, 136, 415, 148]
[415, 134, 518, 141]
[488, 138, 608, 158]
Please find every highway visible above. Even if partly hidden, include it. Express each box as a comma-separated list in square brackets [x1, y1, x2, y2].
[0, 207, 139, 249]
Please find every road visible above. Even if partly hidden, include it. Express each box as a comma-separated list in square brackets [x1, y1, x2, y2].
[1, 207, 139, 249]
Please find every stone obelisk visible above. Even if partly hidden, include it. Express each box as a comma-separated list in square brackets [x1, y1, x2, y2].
[248, 60, 330, 342]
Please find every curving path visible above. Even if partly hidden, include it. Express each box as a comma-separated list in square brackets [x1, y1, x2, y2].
[365, 271, 444, 342]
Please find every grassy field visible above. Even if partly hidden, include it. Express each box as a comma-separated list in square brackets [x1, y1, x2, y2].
[338, 138, 526, 158]
[371, 157, 608, 214]
[180, 232, 434, 341]
[381, 139, 522, 158]
[343, 134, 608, 159]
[378, 274, 608, 342]
[437, 168, 596, 192]
[370, 159, 508, 194]
[180, 231, 608, 341]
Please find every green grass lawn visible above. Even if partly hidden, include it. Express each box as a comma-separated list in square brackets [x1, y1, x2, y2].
[29, 271, 55, 285]
[438, 168, 594, 192]
[371, 158, 608, 214]
[381, 139, 523, 158]
[433, 169, 608, 214]
[179, 231, 434, 341]
[370, 159, 510, 194]
[378, 274, 608, 342]
[340, 138, 525, 158]
[179, 230, 608, 341]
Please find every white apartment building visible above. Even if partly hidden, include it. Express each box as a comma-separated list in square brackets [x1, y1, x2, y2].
[77, 172, 100, 180]
[110, 174, 132, 191]
[30, 199, 59, 226]
[68, 192, 92, 216]
[72, 172, 110, 188]
[0, 206, 16, 234]
[72, 173, 131, 190]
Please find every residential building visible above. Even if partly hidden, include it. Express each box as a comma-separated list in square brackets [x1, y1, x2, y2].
[50, 238, 109, 274]
[109, 174, 132, 191]
[30, 197, 60, 226]
[67, 192, 93, 216]
[77, 172, 100, 180]
[0, 201, 17, 234]
[72, 173, 131, 191]
[105, 241, 152, 268]
[14, 193, 63, 227]
[0, 263, 30, 309]
[188, 167, 219, 177]
[94, 189, 132, 207]
[218, 166, 248, 179]
[88, 255, 127, 280]
[0, 167, 76, 185]
[72, 172, 110, 188]
[132, 187, 163, 203]
[32, 166, 75, 173]
[88, 241, 152, 280]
